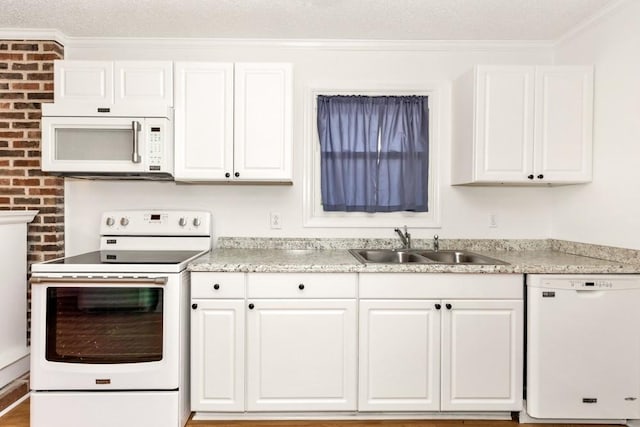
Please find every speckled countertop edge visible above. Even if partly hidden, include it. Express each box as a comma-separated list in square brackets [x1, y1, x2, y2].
[189, 238, 640, 274]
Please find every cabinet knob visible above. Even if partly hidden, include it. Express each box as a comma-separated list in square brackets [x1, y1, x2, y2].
[435, 303, 441, 310]
[298, 284, 305, 290]
[234, 172, 240, 178]
[537, 174, 544, 179]
[446, 303, 452, 310]
[213, 284, 220, 290]
[225, 172, 230, 178]
[191, 303, 198, 310]
[248, 303, 255, 310]
[527, 174, 534, 180]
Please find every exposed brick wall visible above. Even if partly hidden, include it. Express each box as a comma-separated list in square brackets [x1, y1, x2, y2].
[0, 40, 64, 356]
[0, 40, 64, 264]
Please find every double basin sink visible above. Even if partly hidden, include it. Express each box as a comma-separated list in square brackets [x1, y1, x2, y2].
[350, 248, 508, 265]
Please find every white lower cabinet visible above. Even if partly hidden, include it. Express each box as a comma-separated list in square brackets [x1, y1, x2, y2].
[359, 274, 524, 412]
[191, 273, 245, 412]
[246, 299, 357, 411]
[359, 300, 441, 411]
[440, 300, 523, 411]
[191, 272, 523, 416]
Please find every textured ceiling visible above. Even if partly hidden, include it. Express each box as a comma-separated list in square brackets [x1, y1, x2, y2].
[0, 0, 617, 40]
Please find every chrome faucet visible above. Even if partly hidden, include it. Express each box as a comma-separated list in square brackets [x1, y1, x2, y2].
[433, 234, 439, 251]
[394, 226, 411, 249]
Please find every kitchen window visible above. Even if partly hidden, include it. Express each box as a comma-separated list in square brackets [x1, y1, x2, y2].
[317, 95, 429, 213]
[304, 84, 443, 228]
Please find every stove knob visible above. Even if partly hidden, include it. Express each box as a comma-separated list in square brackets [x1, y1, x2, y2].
[179, 217, 187, 227]
[120, 217, 129, 226]
[193, 217, 201, 227]
[106, 217, 115, 227]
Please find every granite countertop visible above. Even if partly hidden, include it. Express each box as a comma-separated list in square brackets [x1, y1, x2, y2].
[189, 244, 640, 274]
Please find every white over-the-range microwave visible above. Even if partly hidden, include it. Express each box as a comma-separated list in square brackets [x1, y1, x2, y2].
[41, 104, 174, 179]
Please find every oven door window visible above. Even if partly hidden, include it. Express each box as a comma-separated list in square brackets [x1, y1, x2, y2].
[45, 287, 163, 364]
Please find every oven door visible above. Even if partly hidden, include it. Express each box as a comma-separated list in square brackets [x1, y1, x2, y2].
[30, 275, 179, 391]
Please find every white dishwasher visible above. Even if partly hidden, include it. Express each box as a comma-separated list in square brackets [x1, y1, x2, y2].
[527, 274, 640, 420]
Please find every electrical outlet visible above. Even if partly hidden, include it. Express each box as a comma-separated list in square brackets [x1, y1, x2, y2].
[270, 212, 282, 229]
[489, 213, 498, 228]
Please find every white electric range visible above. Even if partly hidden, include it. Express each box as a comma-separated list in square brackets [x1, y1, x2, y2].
[30, 210, 212, 427]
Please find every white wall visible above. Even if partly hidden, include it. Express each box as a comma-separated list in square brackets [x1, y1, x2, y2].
[64, 42, 555, 254]
[552, 0, 640, 249]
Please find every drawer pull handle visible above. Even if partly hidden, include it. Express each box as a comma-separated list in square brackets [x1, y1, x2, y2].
[435, 303, 441, 310]
[191, 303, 198, 310]
[248, 303, 255, 310]
[298, 284, 305, 290]
[213, 284, 220, 290]
[446, 303, 452, 310]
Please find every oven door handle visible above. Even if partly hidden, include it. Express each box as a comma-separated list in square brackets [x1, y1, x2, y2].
[30, 277, 167, 285]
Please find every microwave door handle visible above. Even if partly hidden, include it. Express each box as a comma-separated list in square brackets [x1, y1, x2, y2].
[131, 121, 142, 164]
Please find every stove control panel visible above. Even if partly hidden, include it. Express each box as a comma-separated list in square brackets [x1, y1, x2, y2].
[101, 210, 211, 236]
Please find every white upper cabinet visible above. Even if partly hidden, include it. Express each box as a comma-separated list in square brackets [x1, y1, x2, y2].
[174, 63, 234, 181]
[174, 62, 293, 183]
[452, 65, 593, 185]
[54, 60, 173, 108]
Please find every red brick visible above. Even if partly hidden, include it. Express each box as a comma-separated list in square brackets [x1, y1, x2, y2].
[0, 112, 25, 119]
[0, 178, 10, 186]
[43, 43, 64, 55]
[0, 53, 24, 61]
[26, 54, 58, 61]
[0, 187, 25, 195]
[29, 187, 63, 196]
[11, 63, 38, 71]
[41, 63, 53, 71]
[43, 83, 54, 91]
[0, 197, 10, 204]
[0, 131, 24, 138]
[11, 43, 39, 51]
[0, 72, 24, 79]
[13, 140, 38, 148]
[26, 73, 53, 81]
[11, 83, 39, 90]
[0, 102, 10, 109]
[0, 93, 25, 100]
[13, 102, 40, 110]
[26, 131, 40, 138]
[0, 149, 25, 156]
[27, 92, 53, 100]
[12, 121, 39, 129]
[13, 159, 39, 167]
[0, 169, 25, 176]
[12, 178, 40, 186]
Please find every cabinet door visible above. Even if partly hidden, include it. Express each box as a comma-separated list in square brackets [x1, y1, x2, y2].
[54, 60, 114, 106]
[174, 62, 234, 181]
[234, 63, 292, 181]
[534, 66, 593, 183]
[246, 299, 357, 411]
[474, 66, 535, 183]
[191, 299, 244, 412]
[440, 299, 523, 411]
[114, 61, 173, 106]
[359, 300, 441, 411]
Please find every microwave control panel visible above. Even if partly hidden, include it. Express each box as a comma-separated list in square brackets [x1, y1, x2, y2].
[147, 125, 163, 167]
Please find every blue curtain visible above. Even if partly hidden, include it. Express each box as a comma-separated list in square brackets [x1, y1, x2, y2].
[317, 95, 429, 212]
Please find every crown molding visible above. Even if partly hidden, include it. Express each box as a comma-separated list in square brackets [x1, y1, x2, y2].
[0, 28, 66, 45]
[63, 37, 554, 52]
[555, 0, 631, 46]
[0, 28, 553, 53]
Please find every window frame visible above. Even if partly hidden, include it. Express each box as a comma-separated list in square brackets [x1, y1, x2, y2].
[303, 82, 446, 228]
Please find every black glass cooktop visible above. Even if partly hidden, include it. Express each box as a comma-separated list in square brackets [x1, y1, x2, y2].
[48, 250, 204, 265]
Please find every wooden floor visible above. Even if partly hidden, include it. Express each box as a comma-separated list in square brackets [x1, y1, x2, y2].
[0, 399, 619, 427]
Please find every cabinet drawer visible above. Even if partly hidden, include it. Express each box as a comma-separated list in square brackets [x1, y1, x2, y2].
[247, 273, 357, 298]
[191, 272, 245, 299]
[360, 273, 523, 299]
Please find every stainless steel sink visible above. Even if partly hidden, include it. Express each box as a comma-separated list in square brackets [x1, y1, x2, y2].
[349, 249, 508, 265]
[350, 249, 431, 264]
[416, 250, 509, 265]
